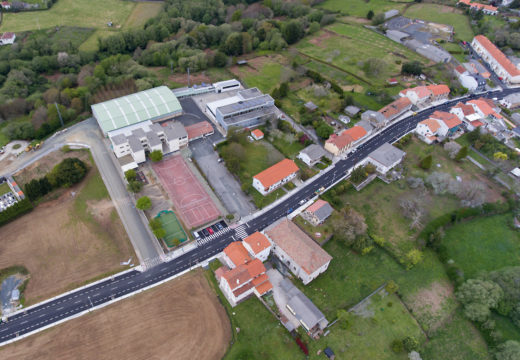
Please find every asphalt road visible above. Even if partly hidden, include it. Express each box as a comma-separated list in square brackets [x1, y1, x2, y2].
[0, 87, 517, 345]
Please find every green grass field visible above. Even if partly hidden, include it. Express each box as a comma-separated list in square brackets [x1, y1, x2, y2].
[157, 211, 187, 248]
[124, 2, 163, 28]
[421, 310, 492, 360]
[443, 214, 520, 279]
[0, 182, 11, 196]
[242, 62, 285, 93]
[0, 0, 136, 32]
[318, 0, 412, 17]
[296, 24, 426, 86]
[404, 3, 473, 42]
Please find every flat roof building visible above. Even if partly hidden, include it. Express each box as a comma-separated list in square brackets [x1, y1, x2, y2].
[91, 86, 183, 136]
[206, 87, 277, 132]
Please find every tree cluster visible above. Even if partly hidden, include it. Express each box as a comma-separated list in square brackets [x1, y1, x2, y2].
[0, 198, 33, 227]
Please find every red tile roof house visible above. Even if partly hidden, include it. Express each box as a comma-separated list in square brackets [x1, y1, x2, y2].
[429, 111, 463, 136]
[0, 32, 16, 46]
[399, 84, 450, 108]
[216, 241, 273, 307]
[301, 199, 334, 226]
[1, 2, 10, 9]
[252, 158, 299, 195]
[378, 97, 412, 122]
[415, 118, 441, 144]
[472, 35, 520, 84]
[242, 231, 272, 262]
[450, 102, 484, 131]
[251, 128, 264, 140]
[324, 125, 367, 156]
[264, 218, 332, 285]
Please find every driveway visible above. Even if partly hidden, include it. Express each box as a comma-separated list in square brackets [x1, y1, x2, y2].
[189, 136, 255, 219]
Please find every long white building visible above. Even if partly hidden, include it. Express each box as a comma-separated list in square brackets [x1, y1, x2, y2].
[472, 35, 520, 84]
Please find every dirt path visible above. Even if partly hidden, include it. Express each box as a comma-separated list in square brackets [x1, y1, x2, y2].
[0, 270, 231, 360]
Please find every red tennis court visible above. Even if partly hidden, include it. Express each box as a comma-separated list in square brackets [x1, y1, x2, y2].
[152, 155, 220, 229]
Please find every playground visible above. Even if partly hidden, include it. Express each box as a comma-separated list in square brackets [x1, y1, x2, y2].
[152, 155, 220, 229]
[156, 210, 187, 248]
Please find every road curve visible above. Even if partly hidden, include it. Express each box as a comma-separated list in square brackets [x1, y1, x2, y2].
[0, 87, 517, 345]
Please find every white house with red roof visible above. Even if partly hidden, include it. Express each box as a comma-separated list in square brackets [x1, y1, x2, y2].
[264, 218, 332, 285]
[324, 125, 367, 156]
[251, 128, 264, 140]
[252, 158, 299, 195]
[472, 35, 520, 84]
[450, 102, 484, 131]
[0, 32, 15, 45]
[1, 1, 10, 9]
[217, 241, 273, 307]
[301, 199, 334, 226]
[243, 232, 272, 262]
[399, 84, 450, 108]
[416, 118, 442, 144]
[429, 111, 463, 136]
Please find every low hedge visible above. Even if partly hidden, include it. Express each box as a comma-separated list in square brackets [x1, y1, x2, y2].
[0, 198, 34, 227]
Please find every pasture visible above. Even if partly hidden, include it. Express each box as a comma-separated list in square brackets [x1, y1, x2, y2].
[296, 23, 426, 86]
[443, 214, 520, 279]
[318, 0, 413, 17]
[404, 3, 474, 42]
[0, 0, 136, 32]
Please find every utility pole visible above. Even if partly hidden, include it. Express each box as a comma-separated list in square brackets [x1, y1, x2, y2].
[54, 102, 64, 127]
[187, 67, 190, 88]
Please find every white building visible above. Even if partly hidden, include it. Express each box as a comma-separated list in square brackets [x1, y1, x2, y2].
[243, 232, 272, 262]
[501, 93, 520, 109]
[264, 218, 332, 285]
[252, 159, 299, 195]
[472, 35, 520, 84]
[416, 118, 442, 144]
[365, 142, 406, 175]
[0, 32, 15, 45]
[213, 79, 241, 93]
[297, 144, 327, 167]
[109, 122, 188, 171]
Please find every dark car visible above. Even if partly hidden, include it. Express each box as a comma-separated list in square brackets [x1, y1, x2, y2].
[219, 220, 227, 228]
[216, 223, 224, 231]
[201, 229, 210, 237]
[211, 224, 220, 232]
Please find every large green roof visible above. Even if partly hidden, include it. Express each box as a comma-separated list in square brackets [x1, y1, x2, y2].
[91, 86, 182, 134]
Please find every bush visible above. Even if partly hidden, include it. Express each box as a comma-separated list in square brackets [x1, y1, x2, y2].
[385, 280, 399, 294]
[391, 339, 404, 353]
[149, 150, 163, 162]
[47, 158, 88, 188]
[226, 214, 234, 220]
[403, 336, 419, 352]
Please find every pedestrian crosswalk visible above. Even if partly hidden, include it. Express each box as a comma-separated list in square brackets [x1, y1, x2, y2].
[196, 227, 231, 246]
[234, 224, 248, 240]
[142, 256, 164, 271]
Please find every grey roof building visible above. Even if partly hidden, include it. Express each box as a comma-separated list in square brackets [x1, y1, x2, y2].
[304, 101, 318, 112]
[361, 110, 387, 128]
[281, 278, 328, 335]
[384, 9, 400, 19]
[344, 105, 360, 116]
[367, 142, 406, 175]
[297, 144, 328, 166]
[302, 199, 334, 226]
[356, 119, 374, 134]
[127, 135, 142, 153]
[164, 121, 188, 140]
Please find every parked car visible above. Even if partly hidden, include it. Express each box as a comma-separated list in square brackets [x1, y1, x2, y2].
[218, 220, 227, 228]
[193, 231, 200, 239]
[216, 223, 224, 230]
[211, 224, 220, 232]
[207, 227, 214, 235]
[202, 229, 210, 237]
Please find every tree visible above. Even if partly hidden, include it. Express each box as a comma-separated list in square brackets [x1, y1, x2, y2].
[401, 61, 423, 76]
[457, 279, 503, 322]
[363, 58, 386, 77]
[279, 82, 289, 98]
[282, 20, 304, 45]
[419, 155, 432, 170]
[331, 207, 367, 244]
[455, 146, 468, 162]
[316, 122, 334, 139]
[136, 196, 152, 210]
[403, 336, 419, 352]
[127, 180, 143, 193]
[495, 340, 520, 360]
[372, 13, 385, 25]
[213, 51, 228, 68]
[463, 302, 492, 322]
[400, 197, 425, 229]
[391, 339, 404, 353]
[149, 150, 163, 162]
[444, 141, 461, 159]
[48, 158, 88, 188]
[125, 169, 137, 182]
[367, 10, 374, 20]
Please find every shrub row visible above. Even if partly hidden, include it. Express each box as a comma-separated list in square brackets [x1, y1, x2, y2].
[0, 198, 34, 227]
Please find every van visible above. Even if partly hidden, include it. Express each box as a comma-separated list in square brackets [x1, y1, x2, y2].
[193, 231, 200, 239]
